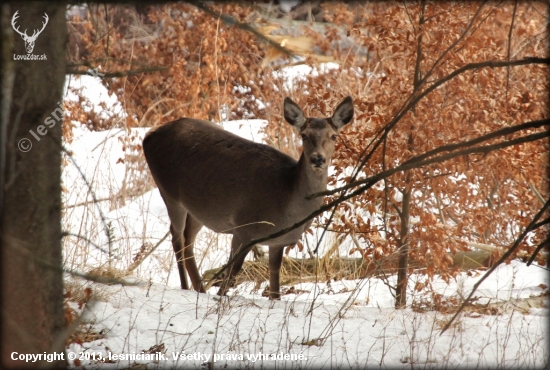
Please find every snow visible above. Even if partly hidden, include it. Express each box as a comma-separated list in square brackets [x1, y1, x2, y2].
[274, 63, 340, 92]
[67, 261, 548, 369]
[62, 74, 548, 369]
[65, 74, 124, 118]
[279, 0, 301, 13]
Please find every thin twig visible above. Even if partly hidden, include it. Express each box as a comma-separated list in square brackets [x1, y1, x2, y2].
[63, 197, 112, 210]
[127, 231, 170, 273]
[526, 236, 550, 266]
[61, 231, 110, 255]
[4, 234, 136, 285]
[343, 57, 550, 199]
[528, 182, 546, 205]
[60, 144, 114, 258]
[505, 0, 519, 103]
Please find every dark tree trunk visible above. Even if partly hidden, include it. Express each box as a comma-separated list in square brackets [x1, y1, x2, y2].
[1, 3, 66, 368]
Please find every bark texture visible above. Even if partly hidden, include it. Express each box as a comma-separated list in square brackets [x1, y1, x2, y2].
[1, 2, 66, 367]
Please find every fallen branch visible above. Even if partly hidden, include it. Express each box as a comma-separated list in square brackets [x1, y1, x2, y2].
[202, 249, 497, 287]
[467, 241, 548, 259]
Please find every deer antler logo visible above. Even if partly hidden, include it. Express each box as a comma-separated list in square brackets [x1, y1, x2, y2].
[11, 11, 49, 54]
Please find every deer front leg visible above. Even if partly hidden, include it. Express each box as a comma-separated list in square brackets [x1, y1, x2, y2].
[268, 246, 285, 300]
[217, 236, 250, 296]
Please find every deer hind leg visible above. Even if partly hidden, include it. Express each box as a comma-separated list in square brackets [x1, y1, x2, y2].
[182, 214, 205, 293]
[162, 195, 190, 290]
[217, 235, 252, 296]
[169, 221, 188, 290]
[268, 246, 285, 300]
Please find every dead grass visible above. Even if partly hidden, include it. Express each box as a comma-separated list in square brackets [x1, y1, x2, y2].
[86, 265, 130, 283]
[68, 323, 106, 346]
[64, 280, 106, 346]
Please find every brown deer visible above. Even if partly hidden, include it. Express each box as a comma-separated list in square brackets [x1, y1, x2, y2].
[142, 96, 353, 299]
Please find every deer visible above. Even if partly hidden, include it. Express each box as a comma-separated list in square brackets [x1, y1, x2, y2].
[142, 96, 353, 299]
[11, 10, 49, 54]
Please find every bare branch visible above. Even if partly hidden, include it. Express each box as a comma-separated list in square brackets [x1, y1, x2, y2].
[526, 235, 550, 266]
[317, 118, 550, 197]
[529, 182, 546, 205]
[4, 234, 136, 286]
[67, 57, 161, 68]
[67, 66, 168, 78]
[127, 231, 170, 273]
[63, 196, 113, 209]
[61, 231, 109, 255]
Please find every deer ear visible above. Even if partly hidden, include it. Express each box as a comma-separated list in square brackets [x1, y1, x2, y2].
[283, 97, 306, 128]
[332, 96, 354, 129]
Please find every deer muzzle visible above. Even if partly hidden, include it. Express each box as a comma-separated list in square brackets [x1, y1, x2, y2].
[310, 154, 326, 168]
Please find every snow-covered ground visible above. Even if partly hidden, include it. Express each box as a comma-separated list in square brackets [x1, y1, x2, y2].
[62, 75, 548, 369]
[66, 260, 548, 369]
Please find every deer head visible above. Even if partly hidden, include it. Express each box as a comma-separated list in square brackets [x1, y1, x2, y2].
[11, 11, 49, 54]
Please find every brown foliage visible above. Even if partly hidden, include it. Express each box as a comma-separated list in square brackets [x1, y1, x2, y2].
[303, 2, 549, 281]
[65, 2, 549, 289]
[67, 3, 276, 128]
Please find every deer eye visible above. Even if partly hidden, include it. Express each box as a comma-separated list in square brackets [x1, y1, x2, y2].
[301, 134, 308, 141]
[331, 134, 338, 141]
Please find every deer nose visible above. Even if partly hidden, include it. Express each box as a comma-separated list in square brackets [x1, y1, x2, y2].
[310, 154, 326, 167]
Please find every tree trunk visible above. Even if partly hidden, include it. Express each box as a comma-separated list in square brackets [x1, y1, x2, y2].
[395, 1, 424, 309]
[1, 3, 66, 367]
[395, 175, 411, 309]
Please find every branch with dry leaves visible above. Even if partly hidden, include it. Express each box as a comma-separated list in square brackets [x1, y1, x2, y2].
[207, 54, 550, 285]
[208, 119, 549, 286]
[63, 3, 548, 301]
[317, 118, 549, 197]
[347, 57, 550, 188]
[185, 0, 295, 60]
